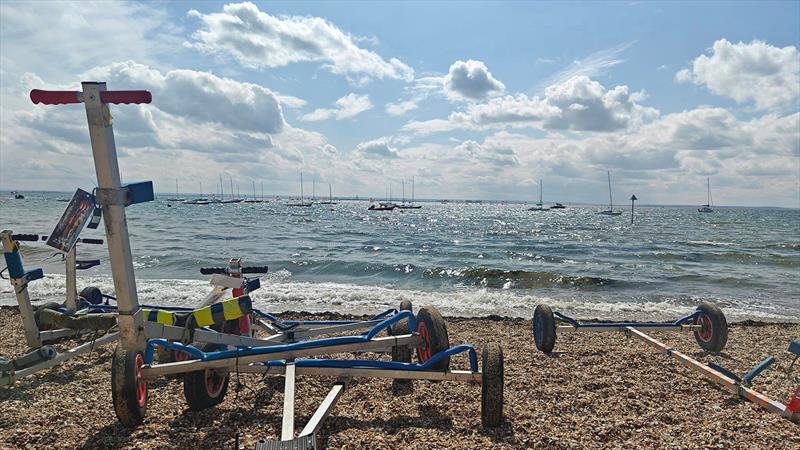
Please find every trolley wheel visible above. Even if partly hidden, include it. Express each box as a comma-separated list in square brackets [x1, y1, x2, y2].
[693, 302, 728, 353]
[183, 345, 229, 410]
[111, 345, 147, 427]
[532, 304, 557, 353]
[481, 342, 504, 428]
[391, 300, 413, 363]
[79, 286, 103, 305]
[391, 301, 414, 391]
[415, 305, 450, 371]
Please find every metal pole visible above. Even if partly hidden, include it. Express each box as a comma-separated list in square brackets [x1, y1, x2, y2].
[65, 247, 77, 312]
[81, 82, 144, 350]
[630, 194, 637, 225]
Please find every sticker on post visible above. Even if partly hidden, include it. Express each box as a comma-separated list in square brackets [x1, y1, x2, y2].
[46, 189, 95, 253]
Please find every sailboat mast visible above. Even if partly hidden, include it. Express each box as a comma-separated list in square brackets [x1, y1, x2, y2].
[300, 172, 304, 202]
[229, 175, 234, 200]
[540, 179, 543, 206]
[412, 176, 415, 204]
[607, 171, 613, 210]
[261, 182, 264, 201]
[329, 183, 332, 202]
[175, 178, 179, 197]
[402, 179, 406, 204]
[252, 180, 256, 199]
[707, 178, 711, 206]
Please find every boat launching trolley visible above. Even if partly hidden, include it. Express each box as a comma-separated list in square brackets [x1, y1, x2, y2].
[532, 303, 798, 423]
[28, 83, 505, 448]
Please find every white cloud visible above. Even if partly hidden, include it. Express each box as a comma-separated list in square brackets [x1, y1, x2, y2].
[676, 39, 800, 110]
[274, 93, 307, 108]
[0, 1, 178, 85]
[405, 75, 658, 135]
[386, 99, 420, 116]
[443, 60, 505, 100]
[186, 2, 414, 82]
[353, 138, 400, 159]
[82, 61, 285, 134]
[300, 93, 373, 121]
[535, 42, 634, 92]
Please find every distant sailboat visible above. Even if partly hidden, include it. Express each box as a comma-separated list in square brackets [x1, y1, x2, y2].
[528, 179, 550, 211]
[244, 180, 262, 203]
[396, 177, 422, 209]
[288, 172, 313, 207]
[317, 183, 338, 205]
[598, 171, 622, 216]
[698, 178, 714, 213]
[167, 178, 185, 202]
[184, 181, 209, 205]
[11, 191, 24, 199]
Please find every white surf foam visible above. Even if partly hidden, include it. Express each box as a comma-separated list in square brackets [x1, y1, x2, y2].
[1, 274, 797, 322]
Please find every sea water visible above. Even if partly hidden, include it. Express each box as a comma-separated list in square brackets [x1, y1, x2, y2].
[1, 193, 798, 321]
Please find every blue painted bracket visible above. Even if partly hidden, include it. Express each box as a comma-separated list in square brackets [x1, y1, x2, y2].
[552, 310, 702, 328]
[124, 181, 154, 205]
[743, 356, 776, 385]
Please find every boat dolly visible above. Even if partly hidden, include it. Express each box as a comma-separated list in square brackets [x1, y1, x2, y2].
[532, 302, 799, 423]
[27, 82, 505, 448]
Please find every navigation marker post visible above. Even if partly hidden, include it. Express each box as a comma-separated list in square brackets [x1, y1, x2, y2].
[630, 194, 638, 224]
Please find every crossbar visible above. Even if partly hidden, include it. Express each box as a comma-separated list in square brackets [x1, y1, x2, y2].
[557, 324, 701, 333]
[235, 365, 481, 383]
[140, 335, 421, 380]
[300, 377, 350, 437]
[281, 363, 296, 441]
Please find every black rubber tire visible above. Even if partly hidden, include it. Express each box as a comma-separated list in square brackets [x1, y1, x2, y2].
[111, 345, 147, 427]
[693, 302, 728, 353]
[183, 345, 229, 410]
[533, 304, 556, 354]
[415, 305, 450, 371]
[398, 300, 413, 312]
[391, 301, 414, 390]
[79, 286, 103, 305]
[391, 300, 413, 363]
[481, 342, 504, 428]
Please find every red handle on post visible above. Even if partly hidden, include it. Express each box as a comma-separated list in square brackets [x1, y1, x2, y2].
[30, 90, 81, 105]
[30, 89, 151, 105]
[100, 90, 151, 104]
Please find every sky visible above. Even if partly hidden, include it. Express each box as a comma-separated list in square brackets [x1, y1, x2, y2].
[0, 1, 798, 207]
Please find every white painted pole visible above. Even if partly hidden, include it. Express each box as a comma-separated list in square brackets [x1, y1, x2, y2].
[81, 82, 144, 350]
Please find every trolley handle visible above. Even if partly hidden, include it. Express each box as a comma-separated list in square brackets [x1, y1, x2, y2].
[11, 234, 39, 242]
[78, 238, 104, 245]
[30, 89, 152, 105]
[200, 266, 269, 275]
[100, 90, 152, 105]
[30, 90, 80, 105]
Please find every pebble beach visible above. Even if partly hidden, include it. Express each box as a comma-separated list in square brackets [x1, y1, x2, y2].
[1, 306, 798, 449]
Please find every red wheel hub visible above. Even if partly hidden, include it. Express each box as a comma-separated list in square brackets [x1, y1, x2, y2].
[417, 321, 431, 362]
[696, 314, 713, 342]
[134, 353, 147, 407]
[204, 369, 226, 398]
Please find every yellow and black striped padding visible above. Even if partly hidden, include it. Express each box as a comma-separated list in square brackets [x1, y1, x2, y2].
[142, 308, 176, 326]
[142, 296, 253, 329]
[189, 295, 253, 328]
